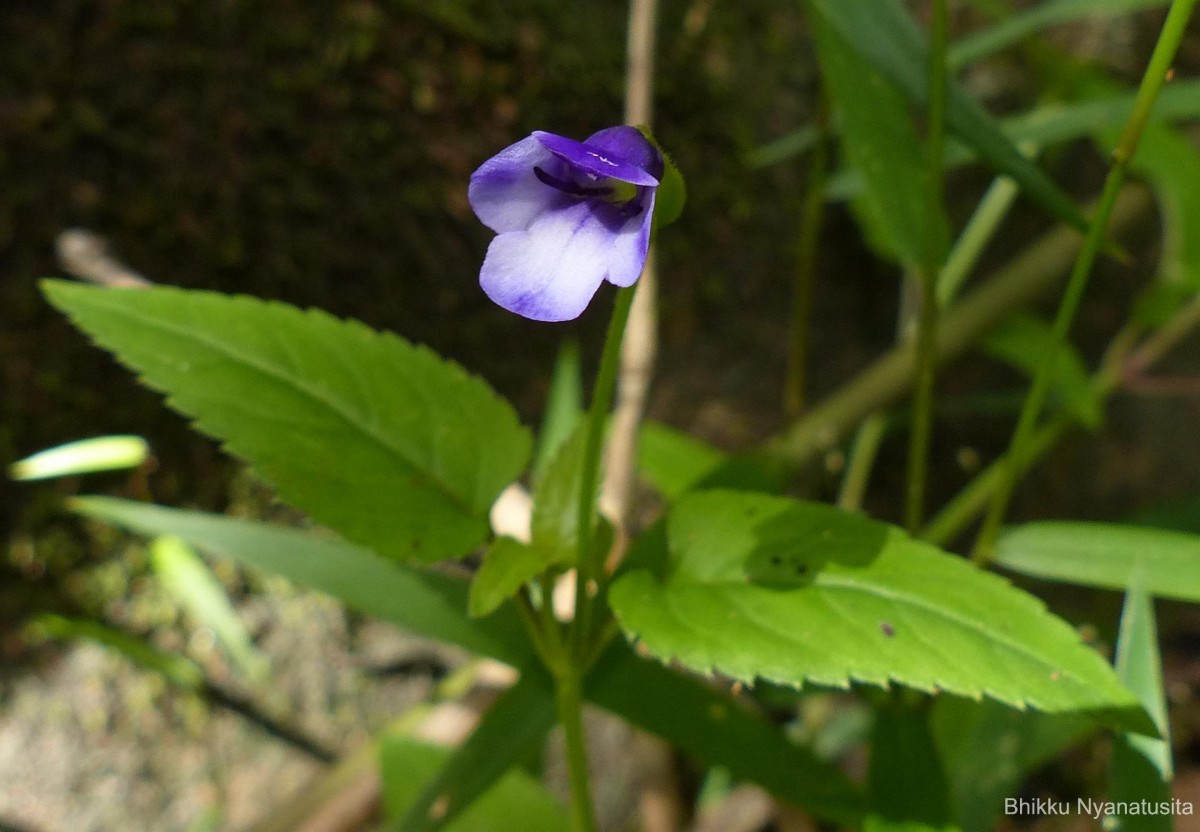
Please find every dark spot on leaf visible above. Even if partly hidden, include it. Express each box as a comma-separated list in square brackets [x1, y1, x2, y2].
[769, 555, 782, 566]
[880, 621, 895, 637]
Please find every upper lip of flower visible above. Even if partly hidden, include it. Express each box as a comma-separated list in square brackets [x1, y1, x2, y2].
[531, 130, 662, 187]
[467, 126, 663, 322]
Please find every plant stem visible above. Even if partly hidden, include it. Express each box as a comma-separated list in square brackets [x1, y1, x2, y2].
[574, 286, 636, 653]
[766, 185, 1151, 468]
[905, 0, 949, 533]
[785, 95, 830, 417]
[553, 665, 597, 832]
[838, 413, 889, 511]
[973, 0, 1197, 559]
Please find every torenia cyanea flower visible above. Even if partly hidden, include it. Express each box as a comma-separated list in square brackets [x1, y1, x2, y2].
[469, 126, 663, 322]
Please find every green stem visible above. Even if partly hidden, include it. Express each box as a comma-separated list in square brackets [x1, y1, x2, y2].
[573, 286, 637, 653]
[838, 413, 889, 512]
[785, 95, 830, 417]
[922, 417, 1070, 549]
[926, 309, 1197, 550]
[973, 0, 1197, 560]
[766, 185, 1151, 468]
[553, 665, 597, 832]
[906, 0, 949, 533]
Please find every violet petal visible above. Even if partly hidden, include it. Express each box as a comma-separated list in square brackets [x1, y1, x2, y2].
[604, 190, 656, 288]
[468, 136, 563, 234]
[479, 201, 613, 322]
[533, 131, 659, 186]
[586, 126, 665, 182]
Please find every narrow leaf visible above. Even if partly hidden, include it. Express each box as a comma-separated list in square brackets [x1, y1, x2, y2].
[380, 738, 567, 831]
[932, 697, 1092, 832]
[866, 706, 954, 832]
[996, 521, 1200, 602]
[531, 426, 588, 565]
[70, 497, 533, 666]
[611, 491, 1154, 733]
[532, 340, 583, 481]
[30, 613, 204, 689]
[811, 10, 946, 266]
[44, 281, 532, 564]
[587, 642, 865, 824]
[395, 672, 558, 832]
[1110, 568, 1172, 832]
[950, 0, 1169, 68]
[10, 435, 149, 480]
[150, 535, 269, 682]
[805, 0, 1090, 233]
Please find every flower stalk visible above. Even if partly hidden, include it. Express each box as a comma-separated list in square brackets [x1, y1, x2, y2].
[906, 0, 950, 533]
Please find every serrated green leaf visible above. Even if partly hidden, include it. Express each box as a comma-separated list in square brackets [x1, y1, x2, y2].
[995, 521, 1200, 602]
[9, 435, 150, 480]
[610, 491, 1153, 734]
[981, 313, 1103, 428]
[44, 281, 531, 564]
[865, 706, 954, 832]
[150, 536, 269, 682]
[468, 536, 550, 619]
[932, 697, 1092, 832]
[380, 738, 567, 832]
[70, 497, 533, 666]
[394, 673, 558, 832]
[1110, 569, 1172, 831]
[811, 11, 946, 266]
[69, 496, 861, 820]
[805, 0, 1090, 234]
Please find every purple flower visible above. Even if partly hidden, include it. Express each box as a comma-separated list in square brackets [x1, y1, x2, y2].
[469, 126, 663, 322]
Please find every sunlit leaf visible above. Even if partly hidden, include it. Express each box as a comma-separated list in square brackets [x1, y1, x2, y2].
[149, 536, 269, 682]
[805, 0, 1089, 233]
[9, 435, 149, 480]
[44, 281, 531, 564]
[70, 497, 533, 666]
[380, 738, 567, 832]
[611, 491, 1153, 733]
[1110, 569, 1172, 831]
[995, 521, 1200, 602]
[811, 10, 947, 266]
[468, 536, 549, 619]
